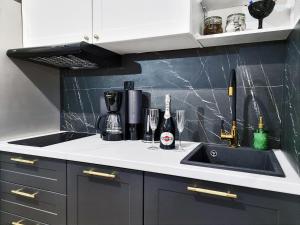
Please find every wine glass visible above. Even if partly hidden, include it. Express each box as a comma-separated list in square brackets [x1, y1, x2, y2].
[176, 110, 185, 150]
[148, 109, 159, 150]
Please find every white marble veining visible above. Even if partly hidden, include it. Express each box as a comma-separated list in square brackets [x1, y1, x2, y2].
[62, 43, 286, 149]
[1, 132, 300, 196]
[283, 22, 300, 175]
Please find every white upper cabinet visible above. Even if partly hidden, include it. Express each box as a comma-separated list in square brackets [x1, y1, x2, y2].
[22, 0, 93, 47]
[21, 0, 300, 53]
[93, 0, 197, 43]
[93, 0, 202, 54]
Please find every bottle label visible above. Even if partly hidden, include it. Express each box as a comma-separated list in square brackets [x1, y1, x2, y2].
[160, 132, 174, 146]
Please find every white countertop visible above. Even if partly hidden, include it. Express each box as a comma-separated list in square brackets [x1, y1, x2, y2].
[1, 132, 300, 196]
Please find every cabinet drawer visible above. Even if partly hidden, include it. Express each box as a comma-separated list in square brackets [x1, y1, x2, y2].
[0, 211, 47, 225]
[145, 173, 300, 225]
[0, 151, 66, 193]
[67, 162, 143, 225]
[0, 180, 66, 225]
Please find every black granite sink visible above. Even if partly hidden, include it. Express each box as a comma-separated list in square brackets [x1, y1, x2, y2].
[181, 144, 285, 177]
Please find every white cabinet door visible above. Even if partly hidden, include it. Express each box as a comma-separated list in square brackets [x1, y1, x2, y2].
[93, 0, 191, 43]
[22, 0, 93, 47]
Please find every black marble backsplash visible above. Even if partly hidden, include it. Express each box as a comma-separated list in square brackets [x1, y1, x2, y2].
[283, 21, 300, 174]
[62, 41, 286, 149]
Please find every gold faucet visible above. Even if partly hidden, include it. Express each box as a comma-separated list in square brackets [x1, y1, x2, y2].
[220, 69, 239, 148]
[221, 121, 238, 148]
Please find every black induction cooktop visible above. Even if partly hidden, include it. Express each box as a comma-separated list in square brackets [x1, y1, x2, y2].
[9, 132, 94, 147]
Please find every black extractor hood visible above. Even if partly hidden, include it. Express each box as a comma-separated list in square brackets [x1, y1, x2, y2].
[6, 42, 122, 70]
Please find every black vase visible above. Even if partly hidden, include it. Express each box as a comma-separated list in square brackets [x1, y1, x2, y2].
[248, 0, 276, 29]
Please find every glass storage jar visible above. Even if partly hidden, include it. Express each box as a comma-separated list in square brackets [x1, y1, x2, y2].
[203, 16, 223, 35]
[225, 13, 246, 32]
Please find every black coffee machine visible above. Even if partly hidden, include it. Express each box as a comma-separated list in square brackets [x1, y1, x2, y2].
[96, 82, 143, 141]
[96, 91, 124, 141]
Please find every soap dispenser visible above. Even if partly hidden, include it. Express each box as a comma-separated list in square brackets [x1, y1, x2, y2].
[253, 116, 268, 150]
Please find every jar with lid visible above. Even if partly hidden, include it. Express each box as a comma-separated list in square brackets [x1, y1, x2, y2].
[203, 16, 223, 35]
[225, 13, 246, 32]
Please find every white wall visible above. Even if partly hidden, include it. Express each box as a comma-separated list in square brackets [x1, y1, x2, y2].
[0, 0, 60, 140]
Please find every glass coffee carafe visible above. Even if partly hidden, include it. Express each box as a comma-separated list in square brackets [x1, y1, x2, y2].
[105, 113, 122, 134]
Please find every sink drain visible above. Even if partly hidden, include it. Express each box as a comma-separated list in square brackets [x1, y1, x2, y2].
[210, 150, 218, 157]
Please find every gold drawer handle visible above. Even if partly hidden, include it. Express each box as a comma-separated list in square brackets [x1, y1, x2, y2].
[10, 157, 38, 165]
[11, 188, 39, 199]
[83, 170, 116, 179]
[187, 186, 237, 199]
[12, 220, 25, 225]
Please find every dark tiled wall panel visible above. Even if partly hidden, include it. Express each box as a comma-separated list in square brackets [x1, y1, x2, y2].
[61, 42, 286, 149]
[283, 21, 300, 174]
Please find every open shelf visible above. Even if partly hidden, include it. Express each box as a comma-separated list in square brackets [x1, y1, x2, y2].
[196, 25, 293, 47]
[196, 0, 299, 47]
[201, 0, 291, 11]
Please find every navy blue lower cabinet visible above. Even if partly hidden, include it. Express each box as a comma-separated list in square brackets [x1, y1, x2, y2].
[0, 151, 66, 193]
[0, 151, 67, 225]
[0, 211, 46, 225]
[67, 162, 143, 225]
[144, 173, 300, 225]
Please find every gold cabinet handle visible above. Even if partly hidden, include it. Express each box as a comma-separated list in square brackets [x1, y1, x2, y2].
[10, 157, 37, 165]
[11, 220, 25, 225]
[11, 188, 39, 199]
[187, 186, 237, 199]
[83, 170, 116, 179]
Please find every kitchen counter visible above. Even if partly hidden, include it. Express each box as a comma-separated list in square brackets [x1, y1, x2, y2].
[0, 132, 300, 196]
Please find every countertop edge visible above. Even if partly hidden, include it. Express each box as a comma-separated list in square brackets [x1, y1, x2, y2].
[0, 134, 300, 196]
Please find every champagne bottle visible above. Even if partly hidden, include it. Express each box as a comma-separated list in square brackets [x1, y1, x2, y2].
[160, 94, 175, 150]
